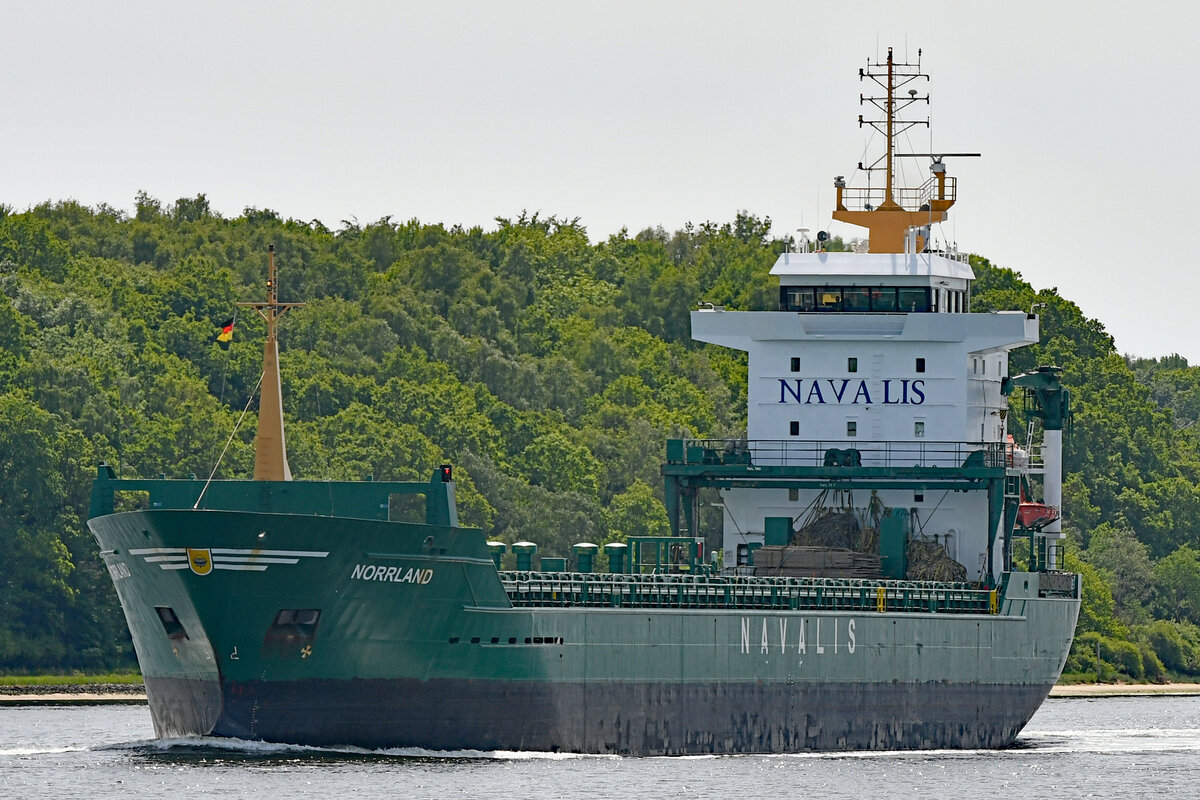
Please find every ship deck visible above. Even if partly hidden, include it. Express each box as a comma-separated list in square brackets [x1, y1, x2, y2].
[498, 570, 1017, 614]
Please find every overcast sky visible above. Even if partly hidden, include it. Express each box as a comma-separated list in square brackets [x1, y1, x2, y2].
[4, 1, 1197, 360]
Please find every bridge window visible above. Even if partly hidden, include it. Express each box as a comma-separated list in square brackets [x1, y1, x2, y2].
[847, 357, 858, 373]
[916, 357, 926, 373]
[790, 357, 800, 372]
[789, 420, 799, 436]
[871, 288, 898, 312]
[783, 287, 815, 311]
[817, 289, 842, 312]
[779, 285, 935, 313]
[844, 288, 871, 311]
[898, 288, 931, 312]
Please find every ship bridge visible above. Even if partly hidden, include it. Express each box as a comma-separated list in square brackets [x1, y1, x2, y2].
[773, 251, 973, 315]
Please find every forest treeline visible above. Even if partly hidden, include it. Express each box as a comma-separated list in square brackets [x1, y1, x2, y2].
[2, 194, 1200, 682]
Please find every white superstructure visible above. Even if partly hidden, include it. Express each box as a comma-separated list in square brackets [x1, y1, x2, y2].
[679, 46, 1072, 581]
[694, 250, 1038, 579]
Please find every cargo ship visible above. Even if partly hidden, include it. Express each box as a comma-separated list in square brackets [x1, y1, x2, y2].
[89, 48, 1080, 754]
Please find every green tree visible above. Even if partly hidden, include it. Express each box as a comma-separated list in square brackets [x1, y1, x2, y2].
[1063, 548, 1126, 638]
[0, 214, 70, 279]
[519, 431, 601, 496]
[1139, 619, 1200, 674]
[1085, 524, 1154, 622]
[0, 393, 94, 668]
[1152, 545, 1200, 625]
[172, 194, 212, 223]
[604, 479, 670, 543]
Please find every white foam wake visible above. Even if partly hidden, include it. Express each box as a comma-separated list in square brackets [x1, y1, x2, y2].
[1017, 727, 1200, 754]
[93, 726, 1200, 760]
[0, 746, 89, 756]
[102, 735, 612, 760]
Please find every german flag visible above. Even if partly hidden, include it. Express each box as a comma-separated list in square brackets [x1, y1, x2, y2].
[216, 317, 235, 347]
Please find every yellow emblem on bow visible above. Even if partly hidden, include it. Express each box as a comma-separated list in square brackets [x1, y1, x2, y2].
[187, 548, 213, 576]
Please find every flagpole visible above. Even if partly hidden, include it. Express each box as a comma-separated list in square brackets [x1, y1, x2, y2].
[218, 310, 236, 404]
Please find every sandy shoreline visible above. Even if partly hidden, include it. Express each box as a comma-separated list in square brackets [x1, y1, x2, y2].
[0, 691, 148, 705]
[0, 684, 147, 705]
[1049, 682, 1200, 697]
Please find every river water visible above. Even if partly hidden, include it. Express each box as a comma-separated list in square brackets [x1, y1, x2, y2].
[3, 696, 1198, 799]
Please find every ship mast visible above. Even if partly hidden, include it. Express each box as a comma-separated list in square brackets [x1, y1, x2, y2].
[882, 47, 900, 211]
[832, 47, 964, 254]
[239, 244, 304, 480]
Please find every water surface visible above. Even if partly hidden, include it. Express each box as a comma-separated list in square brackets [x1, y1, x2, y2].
[3, 696, 1198, 798]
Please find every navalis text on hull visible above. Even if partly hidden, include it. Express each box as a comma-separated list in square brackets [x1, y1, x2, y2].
[89, 48, 1080, 755]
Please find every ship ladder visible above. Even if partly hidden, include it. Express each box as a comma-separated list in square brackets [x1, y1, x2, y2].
[876, 585, 886, 613]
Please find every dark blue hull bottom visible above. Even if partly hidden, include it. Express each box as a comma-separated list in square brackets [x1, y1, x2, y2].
[145, 676, 1051, 755]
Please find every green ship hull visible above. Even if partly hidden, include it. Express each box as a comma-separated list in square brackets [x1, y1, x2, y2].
[89, 486, 1079, 754]
[85, 51, 1082, 755]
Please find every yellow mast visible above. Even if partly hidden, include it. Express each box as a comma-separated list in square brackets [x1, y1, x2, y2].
[832, 47, 965, 254]
[239, 245, 304, 480]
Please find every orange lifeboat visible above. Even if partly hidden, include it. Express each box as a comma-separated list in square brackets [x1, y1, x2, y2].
[1017, 502, 1059, 531]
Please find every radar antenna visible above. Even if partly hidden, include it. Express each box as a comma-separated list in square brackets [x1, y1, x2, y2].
[833, 48, 977, 254]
